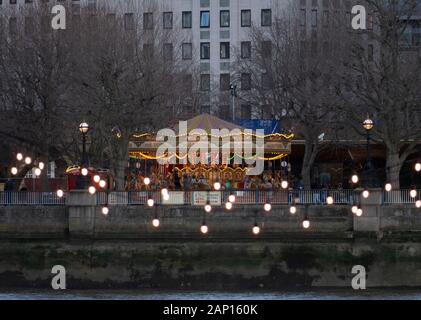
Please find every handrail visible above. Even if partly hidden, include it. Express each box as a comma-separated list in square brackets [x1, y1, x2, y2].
[1, 189, 419, 206]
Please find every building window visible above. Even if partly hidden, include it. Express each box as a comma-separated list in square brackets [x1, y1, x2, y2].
[143, 44, 154, 59]
[346, 11, 351, 28]
[300, 9, 306, 26]
[200, 74, 211, 91]
[241, 105, 252, 119]
[241, 41, 251, 59]
[241, 10, 251, 27]
[200, 42, 210, 59]
[183, 74, 193, 94]
[367, 44, 373, 61]
[200, 11, 210, 28]
[163, 12, 173, 29]
[200, 105, 211, 114]
[163, 43, 173, 61]
[323, 10, 329, 27]
[261, 73, 272, 89]
[262, 41, 272, 59]
[311, 9, 317, 27]
[41, 15, 50, 33]
[182, 11, 192, 28]
[241, 73, 251, 91]
[219, 105, 231, 120]
[261, 9, 272, 27]
[24, 17, 34, 36]
[143, 12, 153, 30]
[220, 10, 230, 27]
[220, 42, 230, 59]
[124, 13, 134, 30]
[220, 74, 230, 91]
[182, 43, 192, 60]
[367, 14, 373, 30]
[9, 17, 17, 35]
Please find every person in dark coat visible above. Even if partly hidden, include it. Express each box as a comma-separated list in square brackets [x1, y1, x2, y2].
[173, 170, 181, 190]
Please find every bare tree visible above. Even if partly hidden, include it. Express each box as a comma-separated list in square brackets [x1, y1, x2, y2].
[236, 2, 345, 189]
[340, 0, 421, 188]
[0, 4, 79, 189]
[70, 3, 198, 190]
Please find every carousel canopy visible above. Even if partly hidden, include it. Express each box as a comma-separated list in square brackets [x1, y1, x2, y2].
[173, 113, 246, 134]
[129, 114, 294, 159]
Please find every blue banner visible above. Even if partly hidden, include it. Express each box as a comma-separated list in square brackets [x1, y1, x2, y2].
[236, 120, 281, 134]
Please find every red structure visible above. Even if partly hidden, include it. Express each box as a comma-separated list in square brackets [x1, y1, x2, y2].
[65, 166, 112, 190]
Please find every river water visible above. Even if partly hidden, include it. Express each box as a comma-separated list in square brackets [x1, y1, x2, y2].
[1, 289, 421, 300]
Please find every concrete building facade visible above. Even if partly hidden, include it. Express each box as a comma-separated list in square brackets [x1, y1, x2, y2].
[1, 0, 419, 120]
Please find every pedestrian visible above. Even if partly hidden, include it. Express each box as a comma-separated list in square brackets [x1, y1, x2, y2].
[173, 170, 181, 190]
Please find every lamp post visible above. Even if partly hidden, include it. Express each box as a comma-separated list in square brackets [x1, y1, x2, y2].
[79, 122, 90, 189]
[362, 116, 374, 189]
[230, 83, 237, 122]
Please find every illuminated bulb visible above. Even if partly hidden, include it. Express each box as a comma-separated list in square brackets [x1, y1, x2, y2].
[302, 219, 310, 229]
[410, 189, 417, 199]
[38, 162, 45, 170]
[252, 224, 260, 235]
[81, 168, 88, 176]
[93, 175, 101, 183]
[351, 174, 359, 184]
[101, 206, 109, 215]
[281, 180, 288, 189]
[24, 157, 32, 165]
[161, 188, 168, 196]
[204, 203, 212, 213]
[147, 198, 154, 207]
[56, 189, 64, 198]
[416, 200, 421, 208]
[16, 153, 23, 161]
[290, 206, 297, 214]
[385, 183, 392, 192]
[163, 193, 170, 201]
[213, 182, 221, 191]
[144, 177, 151, 185]
[99, 180, 106, 188]
[351, 205, 358, 214]
[34, 168, 41, 176]
[264, 203, 272, 212]
[11, 167, 18, 175]
[200, 224, 208, 234]
[415, 163, 421, 172]
[326, 196, 334, 205]
[152, 218, 160, 228]
[88, 186, 96, 195]
[225, 202, 233, 210]
[362, 189, 370, 198]
[356, 208, 363, 217]
[228, 194, 236, 203]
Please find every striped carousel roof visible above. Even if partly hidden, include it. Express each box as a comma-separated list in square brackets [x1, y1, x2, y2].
[173, 113, 246, 135]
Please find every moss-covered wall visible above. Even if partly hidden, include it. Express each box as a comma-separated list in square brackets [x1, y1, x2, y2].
[1, 240, 421, 289]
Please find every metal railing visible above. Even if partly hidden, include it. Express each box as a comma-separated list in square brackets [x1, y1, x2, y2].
[95, 189, 359, 206]
[382, 189, 421, 205]
[0, 192, 66, 206]
[1, 189, 418, 206]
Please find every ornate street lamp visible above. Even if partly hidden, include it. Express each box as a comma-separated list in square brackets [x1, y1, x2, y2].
[79, 122, 90, 165]
[362, 116, 375, 190]
[78, 122, 90, 189]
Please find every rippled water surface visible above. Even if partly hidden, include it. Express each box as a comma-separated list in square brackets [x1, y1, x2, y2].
[1, 289, 421, 300]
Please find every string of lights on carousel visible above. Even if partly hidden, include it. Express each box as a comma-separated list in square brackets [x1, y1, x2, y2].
[10, 117, 421, 235]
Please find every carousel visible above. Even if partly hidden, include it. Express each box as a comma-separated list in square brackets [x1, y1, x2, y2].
[127, 114, 294, 190]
